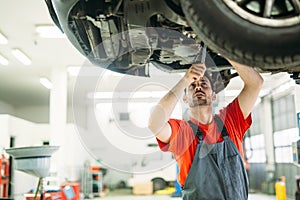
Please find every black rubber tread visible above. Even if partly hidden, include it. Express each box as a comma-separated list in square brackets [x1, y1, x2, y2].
[152, 178, 167, 191]
[180, 0, 300, 71]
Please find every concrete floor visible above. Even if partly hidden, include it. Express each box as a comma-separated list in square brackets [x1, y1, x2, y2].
[100, 194, 276, 200]
[97, 193, 277, 200]
[94, 189, 279, 200]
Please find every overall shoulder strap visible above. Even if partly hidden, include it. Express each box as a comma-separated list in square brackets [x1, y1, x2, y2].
[188, 120, 203, 141]
[214, 116, 228, 137]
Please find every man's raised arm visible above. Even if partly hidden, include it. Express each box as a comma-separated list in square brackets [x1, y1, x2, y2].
[228, 60, 264, 119]
[148, 64, 206, 143]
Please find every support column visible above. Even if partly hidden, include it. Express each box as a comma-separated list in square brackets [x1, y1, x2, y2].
[262, 96, 275, 171]
[49, 67, 67, 184]
[294, 85, 300, 114]
[294, 85, 300, 136]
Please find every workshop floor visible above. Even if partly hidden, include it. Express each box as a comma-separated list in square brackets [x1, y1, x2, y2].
[97, 194, 277, 200]
[94, 189, 280, 200]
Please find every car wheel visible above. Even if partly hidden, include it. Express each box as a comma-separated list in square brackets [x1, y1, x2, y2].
[180, 0, 300, 71]
[152, 178, 167, 192]
[117, 181, 127, 189]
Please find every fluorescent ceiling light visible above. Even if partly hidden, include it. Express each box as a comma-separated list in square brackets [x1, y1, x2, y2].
[68, 66, 105, 76]
[67, 66, 81, 76]
[0, 31, 8, 44]
[36, 25, 65, 38]
[103, 70, 124, 77]
[131, 92, 152, 98]
[39, 77, 53, 89]
[0, 54, 9, 66]
[88, 91, 167, 99]
[150, 91, 167, 98]
[12, 48, 32, 66]
[131, 91, 166, 98]
[271, 80, 295, 95]
[89, 92, 113, 99]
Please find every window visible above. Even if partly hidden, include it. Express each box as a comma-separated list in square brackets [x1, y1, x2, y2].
[272, 94, 296, 131]
[245, 133, 266, 163]
[245, 105, 266, 163]
[274, 128, 299, 163]
[249, 105, 262, 136]
[272, 94, 298, 163]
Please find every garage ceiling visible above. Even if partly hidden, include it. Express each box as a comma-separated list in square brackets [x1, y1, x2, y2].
[0, 0, 293, 108]
[0, 0, 86, 107]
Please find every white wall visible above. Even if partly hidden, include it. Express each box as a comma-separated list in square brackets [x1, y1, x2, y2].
[5, 115, 49, 200]
[80, 100, 183, 174]
[0, 115, 94, 200]
[54, 123, 94, 182]
[0, 115, 10, 149]
[9, 116, 49, 147]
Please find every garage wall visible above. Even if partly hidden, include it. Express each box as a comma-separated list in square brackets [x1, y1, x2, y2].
[2, 115, 50, 200]
[0, 115, 95, 200]
[245, 83, 300, 197]
[59, 123, 95, 181]
[248, 163, 266, 192]
[0, 115, 10, 149]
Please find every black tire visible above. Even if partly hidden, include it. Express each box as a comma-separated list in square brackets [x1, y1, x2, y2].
[117, 181, 127, 189]
[180, 0, 300, 71]
[152, 178, 167, 192]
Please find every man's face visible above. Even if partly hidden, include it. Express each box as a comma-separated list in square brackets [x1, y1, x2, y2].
[186, 76, 215, 107]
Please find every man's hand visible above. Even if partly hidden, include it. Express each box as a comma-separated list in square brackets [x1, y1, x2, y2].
[184, 64, 207, 86]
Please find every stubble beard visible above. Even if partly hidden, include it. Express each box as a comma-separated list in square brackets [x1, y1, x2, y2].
[190, 98, 208, 107]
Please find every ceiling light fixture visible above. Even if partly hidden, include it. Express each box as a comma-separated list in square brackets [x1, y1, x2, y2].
[36, 25, 65, 38]
[67, 66, 81, 76]
[87, 91, 167, 99]
[67, 66, 104, 76]
[39, 77, 53, 89]
[12, 48, 32, 66]
[0, 54, 9, 66]
[0, 31, 8, 44]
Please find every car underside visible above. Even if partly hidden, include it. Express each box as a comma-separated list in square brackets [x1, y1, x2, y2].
[45, 0, 300, 91]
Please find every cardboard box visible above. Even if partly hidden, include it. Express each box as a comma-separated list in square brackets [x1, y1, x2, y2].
[133, 182, 153, 195]
[24, 193, 52, 200]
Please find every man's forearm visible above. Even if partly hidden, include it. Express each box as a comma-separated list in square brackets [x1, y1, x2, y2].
[227, 59, 264, 118]
[228, 60, 263, 88]
[148, 78, 188, 134]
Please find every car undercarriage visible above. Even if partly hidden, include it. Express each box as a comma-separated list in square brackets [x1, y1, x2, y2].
[45, 0, 300, 90]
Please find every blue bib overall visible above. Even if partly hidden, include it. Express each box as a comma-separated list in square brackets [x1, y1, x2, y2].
[182, 116, 248, 200]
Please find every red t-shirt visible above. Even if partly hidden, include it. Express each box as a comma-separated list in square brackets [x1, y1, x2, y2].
[156, 98, 252, 187]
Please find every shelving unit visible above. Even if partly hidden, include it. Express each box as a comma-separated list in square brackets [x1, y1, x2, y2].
[0, 154, 10, 198]
[82, 164, 103, 198]
[91, 166, 103, 197]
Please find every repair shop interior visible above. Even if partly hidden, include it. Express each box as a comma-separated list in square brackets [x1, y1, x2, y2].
[0, 0, 300, 200]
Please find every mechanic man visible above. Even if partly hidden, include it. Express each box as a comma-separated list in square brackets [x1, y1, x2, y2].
[148, 60, 263, 199]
